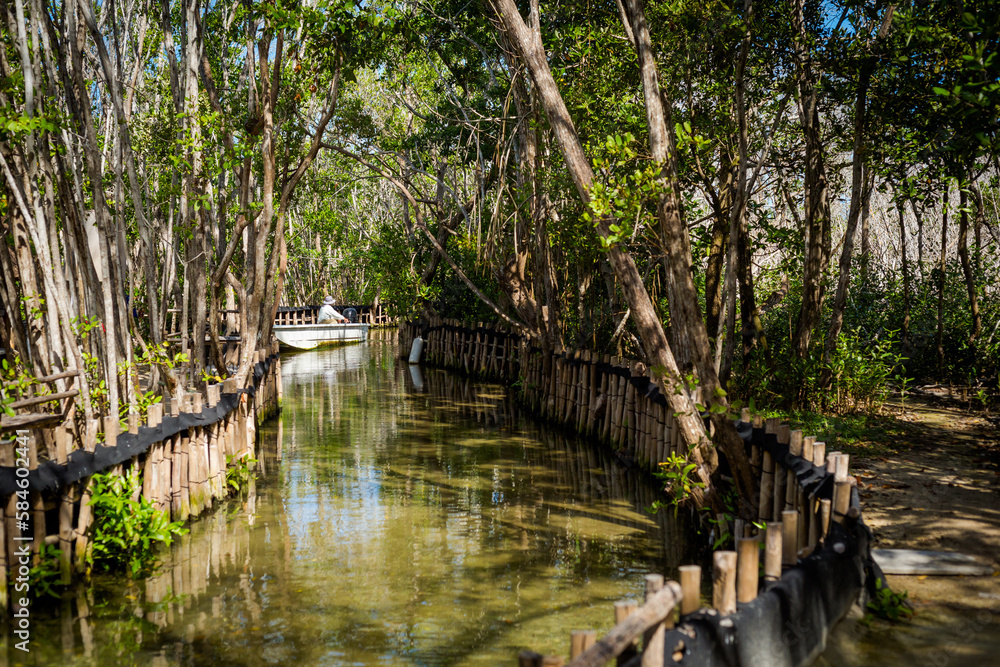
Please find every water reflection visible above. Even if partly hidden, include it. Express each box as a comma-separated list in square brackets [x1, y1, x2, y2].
[15, 342, 693, 666]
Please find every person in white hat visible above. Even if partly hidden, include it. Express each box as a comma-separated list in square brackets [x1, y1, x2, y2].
[317, 295, 348, 323]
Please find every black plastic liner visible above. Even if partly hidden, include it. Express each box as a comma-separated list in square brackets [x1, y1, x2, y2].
[660, 423, 883, 667]
[0, 355, 276, 496]
[665, 518, 873, 667]
[412, 321, 888, 664]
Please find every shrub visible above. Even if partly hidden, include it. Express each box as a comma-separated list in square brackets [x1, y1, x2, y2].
[88, 469, 188, 577]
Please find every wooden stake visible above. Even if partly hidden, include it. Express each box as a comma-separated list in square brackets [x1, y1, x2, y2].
[807, 496, 820, 548]
[797, 488, 809, 552]
[74, 477, 93, 574]
[59, 484, 76, 584]
[207, 384, 220, 408]
[758, 451, 774, 521]
[148, 403, 163, 428]
[819, 498, 833, 537]
[570, 630, 597, 660]
[781, 510, 798, 567]
[812, 442, 826, 468]
[736, 538, 759, 604]
[613, 599, 639, 666]
[764, 523, 782, 585]
[103, 415, 118, 448]
[679, 565, 701, 615]
[833, 476, 853, 525]
[802, 436, 815, 465]
[788, 430, 803, 456]
[643, 573, 668, 667]
[784, 469, 798, 511]
[773, 459, 787, 521]
[751, 415, 763, 471]
[712, 551, 737, 614]
[835, 454, 850, 478]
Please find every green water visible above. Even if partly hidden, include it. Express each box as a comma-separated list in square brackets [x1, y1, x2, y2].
[15, 341, 692, 666]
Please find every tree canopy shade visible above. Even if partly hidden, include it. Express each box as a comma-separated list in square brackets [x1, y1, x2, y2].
[2, 0, 999, 509]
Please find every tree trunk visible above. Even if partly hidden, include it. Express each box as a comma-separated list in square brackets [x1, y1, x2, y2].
[622, 0, 714, 384]
[937, 186, 948, 376]
[736, 200, 757, 366]
[860, 191, 871, 286]
[820, 56, 870, 388]
[495, 0, 754, 511]
[898, 200, 910, 347]
[790, 0, 832, 359]
[728, 0, 753, 377]
[957, 179, 981, 344]
[972, 182, 984, 276]
[911, 198, 924, 277]
[705, 149, 733, 344]
[184, 0, 207, 382]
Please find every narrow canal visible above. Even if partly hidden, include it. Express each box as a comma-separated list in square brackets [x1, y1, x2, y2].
[23, 340, 694, 666]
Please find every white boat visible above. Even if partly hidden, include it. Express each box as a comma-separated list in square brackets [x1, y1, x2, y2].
[272, 322, 370, 350]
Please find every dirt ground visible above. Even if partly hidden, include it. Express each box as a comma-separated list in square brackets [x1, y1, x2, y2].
[818, 393, 1000, 667]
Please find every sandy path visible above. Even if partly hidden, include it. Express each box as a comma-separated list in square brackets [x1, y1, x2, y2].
[819, 397, 1000, 666]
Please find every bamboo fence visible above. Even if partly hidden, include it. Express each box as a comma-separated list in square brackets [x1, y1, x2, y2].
[0, 341, 283, 611]
[399, 319, 866, 667]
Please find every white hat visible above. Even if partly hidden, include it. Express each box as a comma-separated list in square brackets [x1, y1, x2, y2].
[323, 296, 334, 305]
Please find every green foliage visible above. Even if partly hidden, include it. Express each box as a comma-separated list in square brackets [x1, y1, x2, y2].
[200, 369, 224, 385]
[17, 544, 65, 599]
[225, 454, 258, 493]
[0, 356, 36, 418]
[88, 470, 188, 577]
[73, 316, 109, 414]
[650, 453, 706, 509]
[115, 343, 189, 427]
[704, 488, 741, 549]
[137, 342, 189, 372]
[708, 515, 732, 550]
[585, 133, 668, 250]
[826, 331, 903, 412]
[866, 578, 913, 622]
[896, 0, 1000, 160]
[734, 330, 903, 414]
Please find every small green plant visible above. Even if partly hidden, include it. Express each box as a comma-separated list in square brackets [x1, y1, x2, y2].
[1, 356, 38, 417]
[973, 387, 989, 411]
[702, 488, 741, 548]
[88, 469, 188, 577]
[650, 453, 706, 509]
[707, 514, 732, 549]
[116, 385, 163, 429]
[894, 372, 915, 408]
[866, 578, 913, 622]
[15, 543, 65, 599]
[201, 369, 224, 384]
[226, 454, 258, 493]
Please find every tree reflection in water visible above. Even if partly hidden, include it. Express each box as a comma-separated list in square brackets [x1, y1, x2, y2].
[21, 340, 697, 666]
